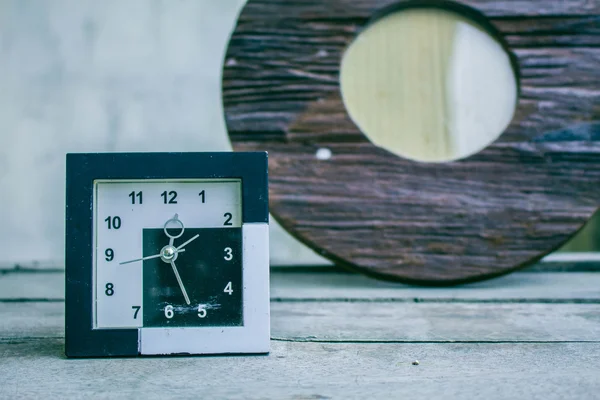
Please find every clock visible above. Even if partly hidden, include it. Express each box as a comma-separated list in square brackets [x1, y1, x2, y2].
[65, 152, 270, 357]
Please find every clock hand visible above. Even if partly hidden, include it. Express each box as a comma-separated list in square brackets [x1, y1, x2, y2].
[119, 249, 186, 265]
[177, 234, 200, 251]
[170, 260, 191, 305]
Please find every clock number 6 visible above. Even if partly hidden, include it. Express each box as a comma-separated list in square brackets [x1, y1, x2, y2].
[164, 305, 174, 319]
[224, 247, 233, 261]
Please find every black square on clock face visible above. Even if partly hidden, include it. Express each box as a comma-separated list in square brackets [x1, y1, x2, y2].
[142, 227, 243, 328]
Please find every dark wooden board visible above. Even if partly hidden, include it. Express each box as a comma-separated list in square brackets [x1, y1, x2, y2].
[223, 0, 600, 284]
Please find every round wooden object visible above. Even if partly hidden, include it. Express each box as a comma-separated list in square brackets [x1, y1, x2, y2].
[223, 0, 600, 284]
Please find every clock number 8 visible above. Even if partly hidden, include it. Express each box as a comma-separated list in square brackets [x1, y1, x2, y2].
[105, 283, 114, 296]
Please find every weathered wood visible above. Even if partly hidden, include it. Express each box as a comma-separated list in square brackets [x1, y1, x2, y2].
[4, 270, 600, 301]
[3, 301, 600, 342]
[223, 0, 600, 284]
[1, 340, 600, 399]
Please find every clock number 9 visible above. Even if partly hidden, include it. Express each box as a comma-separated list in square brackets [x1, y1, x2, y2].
[105, 248, 114, 262]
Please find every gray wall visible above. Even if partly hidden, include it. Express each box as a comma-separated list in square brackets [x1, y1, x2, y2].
[0, 0, 326, 267]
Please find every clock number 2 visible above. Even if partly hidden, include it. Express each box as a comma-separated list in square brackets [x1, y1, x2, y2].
[223, 213, 233, 226]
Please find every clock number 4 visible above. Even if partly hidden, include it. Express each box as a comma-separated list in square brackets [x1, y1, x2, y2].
[224, 282, 233, 295]
[161, 191, 178, 204]
[128, 191, 142, 204]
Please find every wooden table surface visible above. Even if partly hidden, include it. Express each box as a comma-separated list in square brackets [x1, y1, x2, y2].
[1, 264, 599, 399]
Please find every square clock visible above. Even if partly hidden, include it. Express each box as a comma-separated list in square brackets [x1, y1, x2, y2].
[65, 152, 269, 357]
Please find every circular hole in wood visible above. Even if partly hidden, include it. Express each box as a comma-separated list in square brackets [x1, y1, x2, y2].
[340, 2, 519, 163]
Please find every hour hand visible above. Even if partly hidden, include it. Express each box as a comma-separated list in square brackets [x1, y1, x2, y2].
[119, 249, 185, 265]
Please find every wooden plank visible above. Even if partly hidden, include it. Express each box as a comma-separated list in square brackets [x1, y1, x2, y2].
[225, 0, 600, 284]
[3, 301, 600, 342]
[271, 272, 600, 301]
[238, 0, 600, 18]
[3, 271, 600, 301]
[271, 302, 600, 342]
[1, 340, 599, 399]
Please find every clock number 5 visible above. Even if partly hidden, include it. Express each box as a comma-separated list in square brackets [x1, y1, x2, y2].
[197, 305, 207, 318]
[224, 247, 233, 261]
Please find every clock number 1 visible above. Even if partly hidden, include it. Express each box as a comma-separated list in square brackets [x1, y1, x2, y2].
[199, 190, 205, 203]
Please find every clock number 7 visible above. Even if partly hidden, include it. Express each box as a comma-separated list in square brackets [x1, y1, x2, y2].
[132, 306, 141, 319]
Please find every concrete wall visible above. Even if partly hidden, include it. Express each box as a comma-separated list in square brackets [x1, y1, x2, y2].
[0, 0, 325, 266]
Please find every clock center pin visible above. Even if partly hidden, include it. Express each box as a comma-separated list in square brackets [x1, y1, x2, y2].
[160, 245, 178, 263]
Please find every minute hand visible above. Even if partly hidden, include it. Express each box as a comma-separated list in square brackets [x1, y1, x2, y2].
[177, 234, 200, 251]
[170, 260, 191, 305]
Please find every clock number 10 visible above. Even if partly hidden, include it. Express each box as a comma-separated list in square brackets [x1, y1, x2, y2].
[105, 216, 121, 229]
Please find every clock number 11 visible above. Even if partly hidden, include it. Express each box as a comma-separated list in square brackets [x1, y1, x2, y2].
[128, 191, 142, 204]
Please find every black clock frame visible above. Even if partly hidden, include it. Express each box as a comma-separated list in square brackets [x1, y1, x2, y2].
[65, 152, 268, 357]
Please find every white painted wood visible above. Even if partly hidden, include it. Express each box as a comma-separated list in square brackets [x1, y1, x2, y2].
[1, 339, 600, 399]
[3, 301, 600, 343]
[3, 271, 600, 301]
[140, 223, 270, 355]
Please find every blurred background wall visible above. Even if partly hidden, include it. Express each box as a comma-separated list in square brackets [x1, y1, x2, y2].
[0, 0, 326, 267]
[0, 0, 596, 268]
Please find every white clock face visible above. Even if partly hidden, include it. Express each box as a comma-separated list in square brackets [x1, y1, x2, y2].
[93, 179, 243, 329]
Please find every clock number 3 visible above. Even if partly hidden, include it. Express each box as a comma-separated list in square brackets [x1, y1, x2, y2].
[224, 247, 233, 261]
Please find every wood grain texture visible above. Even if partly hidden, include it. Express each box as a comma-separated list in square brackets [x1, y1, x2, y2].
[223, 0, 600, 284]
